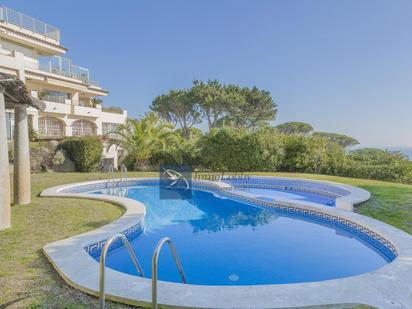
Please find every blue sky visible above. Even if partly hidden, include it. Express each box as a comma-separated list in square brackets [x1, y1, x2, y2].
[4, 0, 412, 147]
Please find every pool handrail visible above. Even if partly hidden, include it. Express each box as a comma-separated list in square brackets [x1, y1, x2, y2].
[107, 164, 115, 195]
[99, 234, 145, 309]
[120, 164, 128, 191]
[152, 237, 186, 309]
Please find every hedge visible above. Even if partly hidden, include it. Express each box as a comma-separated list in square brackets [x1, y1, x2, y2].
[59, 136, 103, 172]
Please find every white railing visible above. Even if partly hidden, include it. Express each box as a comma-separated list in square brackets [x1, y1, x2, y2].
[0, 6, 60, 41]
[38, 55, 91, 84]
[41, 94, 66, 104]
[39, 56, 90, 84]
[0, 48, 12, 56]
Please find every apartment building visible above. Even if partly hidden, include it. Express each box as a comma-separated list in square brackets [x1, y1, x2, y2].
[0, 6, 127, 168]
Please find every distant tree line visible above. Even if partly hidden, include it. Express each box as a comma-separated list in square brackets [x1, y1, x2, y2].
[104, 79, 411, 183]
[107, 113, 412, 184]
[273, 121, 359, 147]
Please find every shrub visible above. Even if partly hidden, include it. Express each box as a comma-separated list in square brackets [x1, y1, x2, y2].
[52, 150, 65, 166]
[29, 128, 38, 142]
[344, 148, 412, 183]
[199, 128, 276, 171]
[59, 136, 103, 172]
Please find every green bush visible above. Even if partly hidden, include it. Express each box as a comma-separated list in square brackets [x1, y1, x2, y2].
[59, 137, 103, 172]
[199, 128, 280, 171]
[344, 148, 412, 183]
[280, 135, 347, 175]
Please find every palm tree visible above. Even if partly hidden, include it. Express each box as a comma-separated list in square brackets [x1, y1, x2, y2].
[108, 112, 180, 168]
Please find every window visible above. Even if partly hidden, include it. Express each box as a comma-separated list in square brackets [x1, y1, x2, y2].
[38, 117, 64, 138]
[6, 112, 14, 141]
[72, 120, 96, 136]
[102, 123, 120, 139]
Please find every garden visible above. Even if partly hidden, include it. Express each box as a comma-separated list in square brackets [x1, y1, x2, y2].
[2, 80, 412, 308]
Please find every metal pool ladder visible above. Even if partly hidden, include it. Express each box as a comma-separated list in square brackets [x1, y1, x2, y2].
[152, 237, 186, 309]
[99, 236, 186, 309]
[107, 164, 128, 196]
[107, 164, 115, 194]
[120, 163, 128, 192]
[99, 234, 145, 309]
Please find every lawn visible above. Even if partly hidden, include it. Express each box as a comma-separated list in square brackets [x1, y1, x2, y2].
[1, 171, 411, 308]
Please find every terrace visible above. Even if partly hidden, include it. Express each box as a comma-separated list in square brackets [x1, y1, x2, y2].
[0, 6, 60, 42]
[38, 55, 95, 85]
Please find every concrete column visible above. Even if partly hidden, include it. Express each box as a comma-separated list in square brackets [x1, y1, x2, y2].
[71, 92, 79, 106]
[31, 111, 39, 132]
[13, 104, 31, 205]
[0, 88, 11, 230]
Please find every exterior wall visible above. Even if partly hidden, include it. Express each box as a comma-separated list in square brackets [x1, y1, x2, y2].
[1, 7, 128, 169]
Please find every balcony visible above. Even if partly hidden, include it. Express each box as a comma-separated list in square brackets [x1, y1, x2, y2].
[0, 6, 60, 41]
[38, 55, 91, 84]
[72, 105, 100, 118]
[41, 94, 66, 104]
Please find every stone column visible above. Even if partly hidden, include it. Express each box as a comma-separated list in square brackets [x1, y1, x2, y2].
[14, 104, 31, 205]
[0, 87, 11, 230]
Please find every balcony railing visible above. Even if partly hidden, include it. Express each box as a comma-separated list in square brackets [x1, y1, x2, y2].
[40, 94, 66, 104]
[0, 6, 60, 41]
[38, 55, 91, 84]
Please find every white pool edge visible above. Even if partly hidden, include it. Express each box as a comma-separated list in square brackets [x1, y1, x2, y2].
[41, 177, 412, 309]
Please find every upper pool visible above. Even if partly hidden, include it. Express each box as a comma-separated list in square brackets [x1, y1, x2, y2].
[89, 182, 394, 286]
[222, 176, 350, 206]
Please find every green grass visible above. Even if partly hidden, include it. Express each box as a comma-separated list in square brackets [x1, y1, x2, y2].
[1, 171, 410, 308]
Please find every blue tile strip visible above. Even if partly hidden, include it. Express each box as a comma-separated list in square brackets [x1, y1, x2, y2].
[64, 179, 396, 261]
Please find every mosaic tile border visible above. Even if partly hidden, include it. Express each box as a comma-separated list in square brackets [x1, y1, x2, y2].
[229, 183, 340, 199]
[223, 176, 351, 196]
[193, 182, 397, 260]
[84, 223, 143, 258]
[76, 178, 397, 261]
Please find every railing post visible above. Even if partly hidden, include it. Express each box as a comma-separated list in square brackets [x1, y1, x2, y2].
[99, 234, 144, 309]
[152, 237, 186, 309]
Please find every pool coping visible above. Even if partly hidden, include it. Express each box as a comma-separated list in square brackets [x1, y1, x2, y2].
[41, 177, 412, 309]
[220, 175, 371, 211]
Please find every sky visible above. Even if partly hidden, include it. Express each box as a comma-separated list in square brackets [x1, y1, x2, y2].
[4, 0, 412, 147]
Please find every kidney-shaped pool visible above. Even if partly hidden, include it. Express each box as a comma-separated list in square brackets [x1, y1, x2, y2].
[89, 183, 396, 286]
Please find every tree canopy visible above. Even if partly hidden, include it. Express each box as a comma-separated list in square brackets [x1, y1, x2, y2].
[223, 86, 277, 129]
[313, 132, 359, 147]
[151, 89, 201, 139]
[108, 112, 180, 168]
[150, 79, 277, 135]
[275, 122, 314, 135]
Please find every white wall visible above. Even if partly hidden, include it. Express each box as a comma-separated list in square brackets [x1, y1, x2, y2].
[0, 39, 36, 60]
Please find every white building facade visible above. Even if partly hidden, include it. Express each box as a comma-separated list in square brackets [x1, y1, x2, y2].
[0, 6, 127, 169]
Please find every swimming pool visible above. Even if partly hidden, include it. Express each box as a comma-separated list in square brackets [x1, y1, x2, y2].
[89, 182, 393, 286]
[42, 177, 412, 308]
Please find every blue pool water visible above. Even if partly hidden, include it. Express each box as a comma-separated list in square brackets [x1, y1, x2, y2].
[91, 185, 392, 285]
[231, 186, 336, 206]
